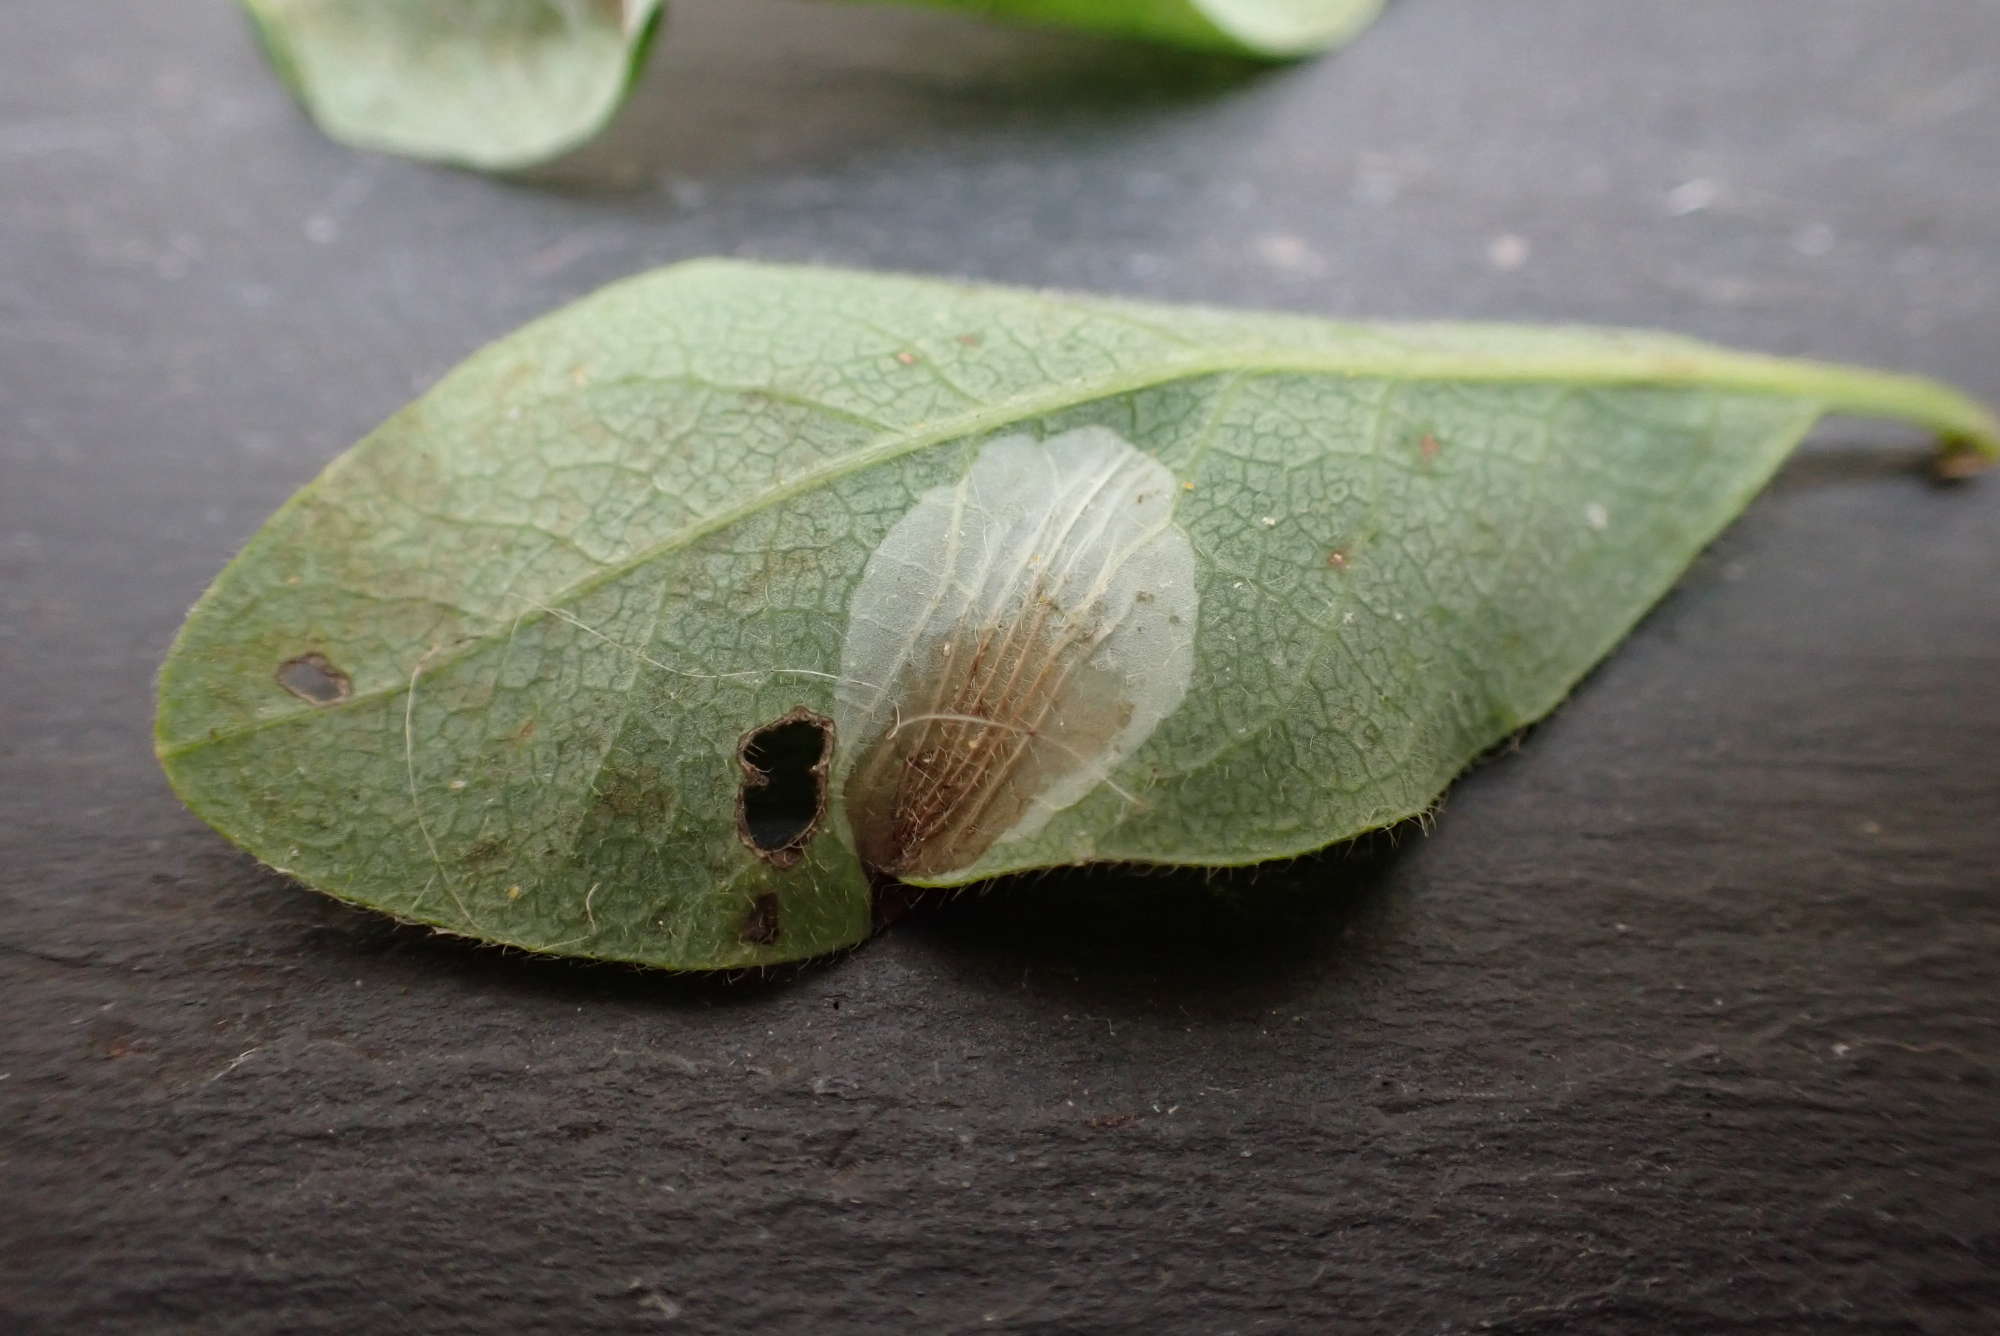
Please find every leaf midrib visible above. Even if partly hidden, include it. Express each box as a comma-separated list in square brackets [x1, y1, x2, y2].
[157, 337, 1994, 760]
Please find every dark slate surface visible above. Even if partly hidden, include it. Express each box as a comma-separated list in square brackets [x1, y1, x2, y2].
[5, 2, 1997, 1332]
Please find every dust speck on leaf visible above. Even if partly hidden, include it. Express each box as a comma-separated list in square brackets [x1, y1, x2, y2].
[1328, 548, 1352, 571]
[276, 652, 351, 705]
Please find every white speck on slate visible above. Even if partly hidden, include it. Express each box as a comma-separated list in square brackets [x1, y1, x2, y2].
[1665, 178, 1720, 216]
[665, 176, 708, 210]
[1487, 233, 1531, 271]
[1792, 223, 1836, 257]
[1256, 233, 1328, 277]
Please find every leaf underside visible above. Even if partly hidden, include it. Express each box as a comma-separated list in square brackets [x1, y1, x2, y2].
[155, 261, 1997, 969]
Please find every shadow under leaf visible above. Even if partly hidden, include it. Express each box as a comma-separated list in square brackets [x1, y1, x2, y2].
[886, 824, 1419, 1015]
[1769, 432, 1965, 495]
[519, 0, 1275, 192]
[286, 883, 852, 1009]
[263, 821, 1415, 1017]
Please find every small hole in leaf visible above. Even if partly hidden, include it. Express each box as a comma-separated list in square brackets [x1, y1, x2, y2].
[736, 708, 832, 867]
[276, 652, 351, 705]
[739, 893, 782, 946]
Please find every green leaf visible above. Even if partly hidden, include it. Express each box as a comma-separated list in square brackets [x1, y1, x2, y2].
[155, 260, 1997, 969]
[889, 0, 1387, 58]
[240, 0, 665, 171]
[241, 1, 1382, 169]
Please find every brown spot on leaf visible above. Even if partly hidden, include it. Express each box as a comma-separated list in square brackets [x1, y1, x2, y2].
[276, 652, 351, 705]
[496, 362, 535, 396]
[737, 708, 833, 868]
[739, 892, 782, 946]
[593, 758, 675, 824]
[955, 333, 982, 347]
[894, 350, 919, 366]
[462, 837, 505, 868]
[1418, 433, 1442, 463]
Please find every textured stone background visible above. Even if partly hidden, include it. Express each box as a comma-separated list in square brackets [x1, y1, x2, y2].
[4, 1, 1997, 1331]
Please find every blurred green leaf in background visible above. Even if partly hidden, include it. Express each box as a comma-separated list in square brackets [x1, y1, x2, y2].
[239, 0, 1384, 168]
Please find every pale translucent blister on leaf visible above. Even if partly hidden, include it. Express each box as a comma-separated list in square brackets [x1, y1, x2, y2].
[836, 428, 1197, 881]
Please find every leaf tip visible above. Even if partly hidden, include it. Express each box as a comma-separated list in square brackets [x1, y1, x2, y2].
[1932, 436, 1995, 482]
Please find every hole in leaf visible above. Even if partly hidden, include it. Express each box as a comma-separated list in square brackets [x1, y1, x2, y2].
[276, 652, 351, 705]
[736, 708, 832, 868]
